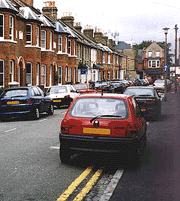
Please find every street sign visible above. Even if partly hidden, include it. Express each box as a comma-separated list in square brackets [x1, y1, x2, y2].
[163, 65, 167, 72]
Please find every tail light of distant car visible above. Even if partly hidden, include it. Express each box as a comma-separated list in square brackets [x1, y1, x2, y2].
[145, 100, 155, 105]
[126, 122, 138, 137]
[26, 99, 33, 104]
[64, 95, 70, 98]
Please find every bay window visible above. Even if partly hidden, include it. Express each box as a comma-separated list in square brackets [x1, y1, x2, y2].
[26, 24, 32, 45]
[9, 16, 14, 40]
[26, 63, 32, 84]
[0, 60, 4, 86]
[41, 30, 46, 49]
[0, 14, 4, 38]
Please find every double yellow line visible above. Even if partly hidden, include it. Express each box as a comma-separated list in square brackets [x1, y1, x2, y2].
[57, 166, 103, 201]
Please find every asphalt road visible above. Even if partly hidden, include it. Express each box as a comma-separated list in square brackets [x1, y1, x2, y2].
[1, 90, 180, 201]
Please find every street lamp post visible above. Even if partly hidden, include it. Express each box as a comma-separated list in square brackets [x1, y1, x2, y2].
[163, 27, 169, 102]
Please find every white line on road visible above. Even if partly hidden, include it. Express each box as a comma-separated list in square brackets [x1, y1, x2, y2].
[5, 128, 17, 133]
[39, 119, 47, 122]
[49, 146, 60, 150]
[99, 169, 124, 201]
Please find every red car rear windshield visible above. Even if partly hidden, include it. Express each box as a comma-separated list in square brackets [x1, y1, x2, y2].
[69, 97, 128, 118]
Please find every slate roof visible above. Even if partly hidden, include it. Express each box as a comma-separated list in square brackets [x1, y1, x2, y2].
[0, 0, 18, 13]
[114, 41, 132, 50]
[19, 7, 41, 22]
[38, 14, 55, 28]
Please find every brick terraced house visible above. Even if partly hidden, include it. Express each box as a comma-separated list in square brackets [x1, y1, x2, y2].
[0, 0, 123, 89]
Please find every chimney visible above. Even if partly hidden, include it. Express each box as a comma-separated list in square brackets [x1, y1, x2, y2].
[61, 12, 74, 27]
[108, 39, 115, 48]
[42, 1, 58, 22]
[102, 35, 108, 46]
[74, 22, 82, 33]
[94, 28, 103, 43]
[21, 0, 33, 6]
[83, 25, 94, 39]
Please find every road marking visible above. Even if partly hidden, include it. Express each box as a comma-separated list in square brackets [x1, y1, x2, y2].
[5, 128, 16, 133]
[99, 169, 124, 201]
[39, 119, 47, 122]
[73, 168, 103, 201]
[49, 146, 60, 150]
[57, 166, 93, 201]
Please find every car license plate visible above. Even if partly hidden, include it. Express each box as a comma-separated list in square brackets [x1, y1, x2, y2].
[7, 101, 19, 105]
[141, 108, 146, 112]
[53, 100, 61, 102]
[83, 128, 110, 135]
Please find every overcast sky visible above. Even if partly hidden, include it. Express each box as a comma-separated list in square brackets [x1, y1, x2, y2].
[34, 0, 180, 51]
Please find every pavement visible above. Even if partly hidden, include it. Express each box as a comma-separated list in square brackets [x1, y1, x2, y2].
[110, 85, 180, 201]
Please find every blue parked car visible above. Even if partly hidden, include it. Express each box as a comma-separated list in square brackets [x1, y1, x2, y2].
[0, 86, 54, 121]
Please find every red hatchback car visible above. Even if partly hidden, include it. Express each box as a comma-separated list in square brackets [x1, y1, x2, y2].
[59, 93, 147, 165]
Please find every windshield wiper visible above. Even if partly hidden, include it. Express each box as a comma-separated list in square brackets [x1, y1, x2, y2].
[138, 94, 152, 96]
[90, 115, 122, 123]
[10, 95, 26, 97]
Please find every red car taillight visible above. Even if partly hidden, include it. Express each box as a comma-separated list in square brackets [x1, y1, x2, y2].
[126, 122, 138, 137]
[145, 101, 155, 105]
[64, 95, 70, 98]
[26, 99, 33, 104]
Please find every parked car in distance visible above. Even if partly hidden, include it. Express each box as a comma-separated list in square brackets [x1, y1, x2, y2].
[46, 85, 79, 108]
[73, 83, 96, 94]
[0, 86, 54, 121]
[109, 81, 126, 93]
[123, 86, 161, 120]
[59, 93, 147, 166]
[153, 79, 165, 91]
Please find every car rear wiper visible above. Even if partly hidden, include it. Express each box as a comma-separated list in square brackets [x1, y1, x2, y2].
[10, 95, 26, 97]
[138, 94, 152, 96]
[90, 115, 122, 123]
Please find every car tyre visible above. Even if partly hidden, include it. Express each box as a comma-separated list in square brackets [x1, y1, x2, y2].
[60, 146, 71, 164]
[48, 104, 54, 115]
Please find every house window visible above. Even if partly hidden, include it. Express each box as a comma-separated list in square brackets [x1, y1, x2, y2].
[156, 51, 160, 57]
[58, 66, 62, 84]
[148, 60, 160, 68]
[58, 36, 62, 52]
[108, 55, 110, 64]
[68, 40, 71, 55]
[107, 70, 110, 80]
[103, 52, 105, 63]
[0, 14, 4, 38]
[41, 30, 46, 49]
[36, 26, 39, 46]
[10, 60, 15, 82]
[65, 66, 68, 82]
[41, 65, 46, 86]
[148, 51, 152, 57]
[9, 16, 14, 40]
[26, 24, 32, 45]
[49, 65, 52, 86]
[0, 60, 4, 86]
[49, 31, 52, 50]
[26, 63, 32, 84]
[36, 63, 40, 85]
[68, 67, 72, 82]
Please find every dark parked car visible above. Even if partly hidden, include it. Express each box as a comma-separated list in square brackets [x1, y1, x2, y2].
[0, 86, 54, 121]
[59, 93, 147, 166]
[109, 81, 126, 93]
[124, 86, 161, 120]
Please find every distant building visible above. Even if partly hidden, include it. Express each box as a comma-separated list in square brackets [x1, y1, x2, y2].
[143, 42, 164, 81]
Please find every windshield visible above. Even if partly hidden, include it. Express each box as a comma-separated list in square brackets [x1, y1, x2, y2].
[48, 86, 67, 94]
[124, 88, 154, 97]
[70, 97, 128, 118]
[1, 89, 28, 98]
[74, 84, 87, 90]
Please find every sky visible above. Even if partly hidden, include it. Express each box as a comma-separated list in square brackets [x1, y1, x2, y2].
[34, 0, 180, 52]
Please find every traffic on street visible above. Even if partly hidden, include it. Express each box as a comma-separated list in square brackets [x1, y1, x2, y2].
[1, 83, 180, 201]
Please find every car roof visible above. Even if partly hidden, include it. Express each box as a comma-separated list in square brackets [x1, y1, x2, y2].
[126, 86, 154, 89]
[76, 93, 132, 99]
[4, 86, 32, 91]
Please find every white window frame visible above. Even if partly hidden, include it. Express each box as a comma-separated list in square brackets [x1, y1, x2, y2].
[49, 65, 52, 86]
[9, 16, 14, 40]
[36, 63, 40, 85]
[41, 65, 46, 86]
[58, 36, 62, 52]
[68, 40, 71, 55]
[148, 51, 152, 57]
[108, 54, 111, 64]
[156, 51, 160, 57]
[68, 67, 72, 82]
[65, 66, 68, 82]
[41, 30, 46, 49]
[49, 31, 52, 50]
[0, 14, 4, 39]
[0, 60, 4, 87]
[26, 24, 32, 45]
[58, 66, 62, 84]
[26, 62, 32, 85]
[103, 52, 106, 63]
[36, 26, 39, 46]
[148, 60, 160, 68]
[10, 60, 15, 82]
